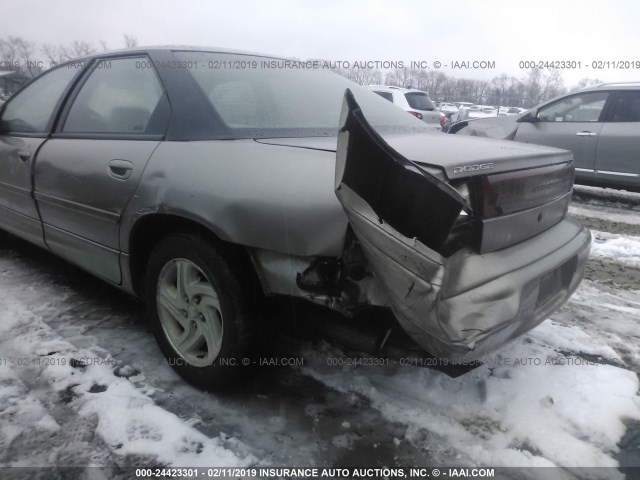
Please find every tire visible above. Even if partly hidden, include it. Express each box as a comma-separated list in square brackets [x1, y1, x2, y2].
[145, 233, 259, 390]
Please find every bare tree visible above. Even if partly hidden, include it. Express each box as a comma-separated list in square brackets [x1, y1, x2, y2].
[571, 77, 603, 92]
[123, 34, 138, 48]
[420, 71, 447, 99]
[345, 65, 382, 85]
[63, 40, 96, 60]
[42, 43, 66, 66]
[508, 76, 526, 107]
[385, 67, 421, 88]
[538, 69, 565, 103]
[13, 37, 40, 76]
[521, 68, 566, 107]
[0, 36, 46, 77]
[488, 73, 509, 106]
[0, 37, 19, 70]
[438, 76, 457, 101]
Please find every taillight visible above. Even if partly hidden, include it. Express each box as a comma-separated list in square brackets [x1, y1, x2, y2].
[439, 113, 446, 127]
[408, 111, 423, 120]
[470, 163, 575, 218]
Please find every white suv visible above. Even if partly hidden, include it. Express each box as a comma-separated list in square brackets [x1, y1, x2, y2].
[364, 85, 445, 131]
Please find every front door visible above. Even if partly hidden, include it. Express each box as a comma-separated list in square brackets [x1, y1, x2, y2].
[514, 91, 610, 184]
[0, 63, 82, 246]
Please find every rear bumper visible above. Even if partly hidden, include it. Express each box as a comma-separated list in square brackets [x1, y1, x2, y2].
[428, 217, 590, 360]
[342, 187, 591, 360]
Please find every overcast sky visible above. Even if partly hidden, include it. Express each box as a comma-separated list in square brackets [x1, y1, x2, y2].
[1, 0, 638, 85]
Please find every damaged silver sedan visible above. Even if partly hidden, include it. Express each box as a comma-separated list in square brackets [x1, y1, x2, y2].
[0, 47, 591, 389]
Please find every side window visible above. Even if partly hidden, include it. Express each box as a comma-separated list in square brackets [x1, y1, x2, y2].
[373, 91, 393, 102]
[0, 63, 81, 134]
[208, 80, 260, 128]
[63, 58, 169, 135]
[537, 92, 609, 123]
[610, 91, 640, 122]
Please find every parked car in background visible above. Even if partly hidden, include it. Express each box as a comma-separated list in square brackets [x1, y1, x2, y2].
[364, 85, 446, 130]
[454, 101, 474, 110]
[449, 82, 640, 192]
[505, 107, 527, 116]
[438, 102, 459, 119]
[0, 47, 590, 390]
[455, 105, 498, 122]
[497, 106, 527, 116]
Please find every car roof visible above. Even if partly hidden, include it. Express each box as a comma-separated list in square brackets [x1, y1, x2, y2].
[579, 81, 640, 92]
[51, 45, 284, 68]
[532, 81, 640, 109]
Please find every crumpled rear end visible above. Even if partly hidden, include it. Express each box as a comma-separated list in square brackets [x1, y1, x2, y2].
[335, 90, 591, 360]
[341, 185, 590, 359]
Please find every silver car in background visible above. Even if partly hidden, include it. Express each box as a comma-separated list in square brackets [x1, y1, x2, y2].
[450, 82, 640, 192]
[0, 47, 590, 390]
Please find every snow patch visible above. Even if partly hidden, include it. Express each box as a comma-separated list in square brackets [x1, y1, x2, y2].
[590, 230, 640, 266]
[301, 320, 640, 469]
[0, 271, 255, 468]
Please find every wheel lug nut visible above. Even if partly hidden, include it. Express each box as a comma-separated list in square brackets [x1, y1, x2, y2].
[184, 295, 189, 303]
[199, 313, 204, 321]
[183, 310, 188, 317]
[194, 296, 201, 305]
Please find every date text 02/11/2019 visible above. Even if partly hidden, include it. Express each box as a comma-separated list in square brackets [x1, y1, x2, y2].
[518, 60, 640, 69]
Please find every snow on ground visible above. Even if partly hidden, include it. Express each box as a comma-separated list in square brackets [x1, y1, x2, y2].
[301, 319, 640, 471]
[590, 230, 640, 267]
[570, 204, 640, 228]
[0, 186, 639, 476]
[573, 185, 640, 212]
[0, 256, 255, 468]
[558, 280, 640, 368]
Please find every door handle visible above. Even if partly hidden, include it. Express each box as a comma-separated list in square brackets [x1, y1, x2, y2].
[576, 131, 597, 137]
[108, 159, 133, 180]
[17, 150, 31, 161]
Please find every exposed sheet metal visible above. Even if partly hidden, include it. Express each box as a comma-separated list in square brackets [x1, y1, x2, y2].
[251, 247, 389, 314]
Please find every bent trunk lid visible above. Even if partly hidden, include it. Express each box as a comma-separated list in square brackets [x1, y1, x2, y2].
[334, 89, 574, 255]
[333, 89, 586, 360]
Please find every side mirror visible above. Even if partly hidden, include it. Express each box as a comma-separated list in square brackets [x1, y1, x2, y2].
[516, 110, 539, 123]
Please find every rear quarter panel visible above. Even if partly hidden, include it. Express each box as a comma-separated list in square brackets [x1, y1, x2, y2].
[120, 139, 348, 256]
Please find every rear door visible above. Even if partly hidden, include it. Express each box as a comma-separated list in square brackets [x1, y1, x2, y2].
[34, 56, 170, 283]
[513, 91, 611, 183]
[594, 90, 640, 189]
[0, 63, 83, 246]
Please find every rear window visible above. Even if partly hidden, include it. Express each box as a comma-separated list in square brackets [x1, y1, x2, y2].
[174, 51, 429, 138]
[404, 92, 435, 111]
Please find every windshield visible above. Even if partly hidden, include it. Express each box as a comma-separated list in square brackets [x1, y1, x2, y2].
[174, 51, 430, 138]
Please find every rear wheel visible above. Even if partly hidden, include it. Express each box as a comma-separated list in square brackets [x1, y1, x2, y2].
[145, 233, 259, 390]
